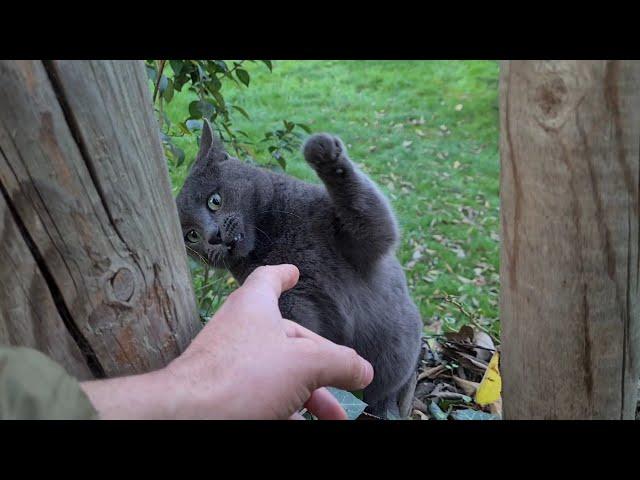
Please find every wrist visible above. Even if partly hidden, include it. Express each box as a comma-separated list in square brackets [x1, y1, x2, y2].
[80, 367, 184, 420]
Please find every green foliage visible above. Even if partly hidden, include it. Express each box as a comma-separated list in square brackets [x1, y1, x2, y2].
[145, 60, 309, 174]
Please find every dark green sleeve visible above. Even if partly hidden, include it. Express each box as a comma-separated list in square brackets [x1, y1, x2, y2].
[0, 346, 98, 420]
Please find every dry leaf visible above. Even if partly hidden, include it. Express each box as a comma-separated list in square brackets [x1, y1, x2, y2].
[418, 364, 446, 381]
[489, 397, 503, 418]
[475, 352, 502, 406]
[453, 376, 480, 397]
[473, 330, 495, 363]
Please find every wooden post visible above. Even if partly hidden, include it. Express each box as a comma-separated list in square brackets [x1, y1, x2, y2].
[500, 60, 640, 419]
[0, 60, 201, 380]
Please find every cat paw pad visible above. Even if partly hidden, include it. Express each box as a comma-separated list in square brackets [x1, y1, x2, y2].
[303, 133, 345, 170]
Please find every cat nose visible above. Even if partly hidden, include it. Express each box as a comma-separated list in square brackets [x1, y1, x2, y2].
[208, 226, 222, 245]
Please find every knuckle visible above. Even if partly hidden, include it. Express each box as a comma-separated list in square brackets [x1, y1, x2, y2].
[339, 346, 361, 379]
[298, 338, 321, 357]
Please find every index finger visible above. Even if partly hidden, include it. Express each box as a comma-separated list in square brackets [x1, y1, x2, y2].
[241, 264, 300, 300]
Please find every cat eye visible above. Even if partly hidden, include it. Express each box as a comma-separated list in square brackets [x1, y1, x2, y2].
[185, 230, 200, 243]
[207, 193, 222, 211]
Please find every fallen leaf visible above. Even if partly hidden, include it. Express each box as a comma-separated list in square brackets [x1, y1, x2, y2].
[402, 140, 413, 148]
[473, 330, 495, 363]
[451, 409, 498, 420]
[428, 391, 471, 403]
[413, 409, 429, 420]
[444, 325, 474, 344]
[489, 397, 503, 418]
[428, 401, 448, 420]
[452, 376, 480, 397]
[475, 352, 502, 406]
[413, 398, 429, 414]
[418, 364, 447, 381]
[326, 387, 368, 420]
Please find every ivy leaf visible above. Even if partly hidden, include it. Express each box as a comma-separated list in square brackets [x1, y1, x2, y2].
[236, 68, 250, 86]
[450, 409, 499, 421]
[326, 387, 368, 420]
[428, 400, 449, 420]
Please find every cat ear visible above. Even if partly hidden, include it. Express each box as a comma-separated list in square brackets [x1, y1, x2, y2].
[197, 118, 214, 160]
[194, 118, 227, 166]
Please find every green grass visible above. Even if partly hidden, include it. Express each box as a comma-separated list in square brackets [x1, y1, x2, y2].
[164, 60, 501, 337]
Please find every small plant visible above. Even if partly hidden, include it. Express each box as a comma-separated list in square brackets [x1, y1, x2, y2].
[145, 60, 310, 171]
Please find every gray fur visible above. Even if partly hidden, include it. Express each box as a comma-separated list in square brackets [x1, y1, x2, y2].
[176, 121, 422, 418]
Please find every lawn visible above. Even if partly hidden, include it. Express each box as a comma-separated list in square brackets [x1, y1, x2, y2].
[163, 60, 501, 337]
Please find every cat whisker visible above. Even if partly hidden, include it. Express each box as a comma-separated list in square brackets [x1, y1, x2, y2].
[254, 225, 274, 246]
[186, 245, 208, 264]
[258, 209, 303, 221]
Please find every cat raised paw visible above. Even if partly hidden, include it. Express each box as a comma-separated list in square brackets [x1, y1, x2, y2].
[303, 133, 347, 174]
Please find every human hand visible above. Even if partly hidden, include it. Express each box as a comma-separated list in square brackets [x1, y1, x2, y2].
[81, 264, 373, 420]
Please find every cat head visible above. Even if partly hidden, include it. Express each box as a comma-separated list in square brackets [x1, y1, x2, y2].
[175, 120, 271, 268]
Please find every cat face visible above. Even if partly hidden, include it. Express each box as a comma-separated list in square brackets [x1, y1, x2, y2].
[175, 121, 262, 268]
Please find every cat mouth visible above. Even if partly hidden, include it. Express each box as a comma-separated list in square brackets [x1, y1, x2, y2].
[225, 232, 245, 253]
[205, 232, 245, 265]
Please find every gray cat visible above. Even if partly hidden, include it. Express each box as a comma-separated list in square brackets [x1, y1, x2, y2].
[176, 120, 422, 418]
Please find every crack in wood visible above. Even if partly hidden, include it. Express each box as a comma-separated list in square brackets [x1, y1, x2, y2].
[0, 152, 105, 378]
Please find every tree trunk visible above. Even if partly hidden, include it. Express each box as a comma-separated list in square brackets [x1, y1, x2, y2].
[0, 60, 201, 380]
[500, 60, 640, 419]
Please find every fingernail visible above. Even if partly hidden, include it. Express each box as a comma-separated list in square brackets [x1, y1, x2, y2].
[359, 360, 373, 388]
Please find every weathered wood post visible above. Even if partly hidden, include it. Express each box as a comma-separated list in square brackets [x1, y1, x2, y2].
[500, 60, 640, 419]
[0, 60, 201, 380]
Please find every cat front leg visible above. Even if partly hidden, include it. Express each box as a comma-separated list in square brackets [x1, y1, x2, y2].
[303, 133, 399, 268]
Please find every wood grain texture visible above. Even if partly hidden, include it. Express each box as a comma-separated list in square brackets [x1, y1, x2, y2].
[500, 60, 640, 419]
[0, 60, 200, 378]
[0, 189, 94, 380]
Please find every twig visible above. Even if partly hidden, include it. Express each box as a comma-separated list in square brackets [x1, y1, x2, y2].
[434, 293, 500, 345]
[152, 60, 167, 104]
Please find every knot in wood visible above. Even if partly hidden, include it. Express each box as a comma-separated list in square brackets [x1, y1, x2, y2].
[534, 76, 568, 119]
[110, 267, 135, 303]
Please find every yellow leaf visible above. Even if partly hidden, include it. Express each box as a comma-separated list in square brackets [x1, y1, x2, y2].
[475, 351, 502, 406]
[226, 276, 236, 286]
